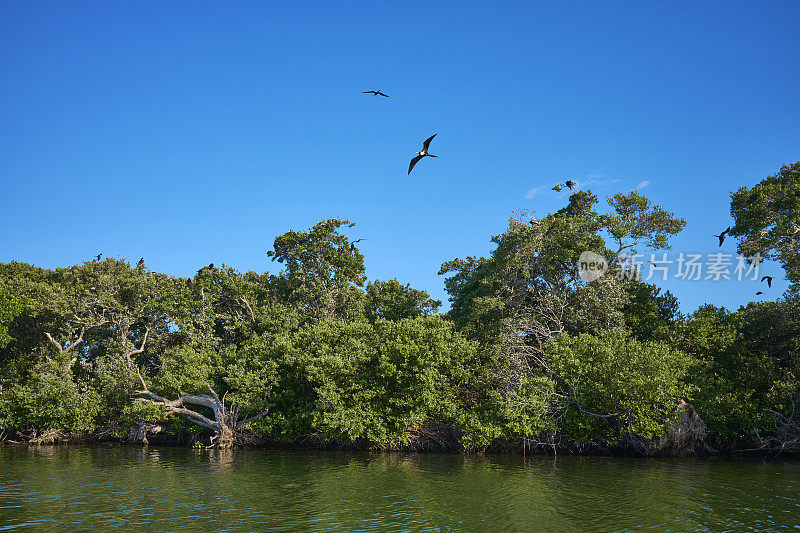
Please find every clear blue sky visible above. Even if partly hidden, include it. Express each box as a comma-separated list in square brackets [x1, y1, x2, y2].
[1, 1, 798, 313]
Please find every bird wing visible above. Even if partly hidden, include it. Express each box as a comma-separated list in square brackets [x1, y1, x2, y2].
[378, 91, 389, 97]
[408, 155, 424, 174]
[422, 134, 437, 151]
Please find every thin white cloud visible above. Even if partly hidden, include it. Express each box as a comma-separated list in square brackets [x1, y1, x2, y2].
[635, 180, 651, 190]
[524, 186, 545, 199]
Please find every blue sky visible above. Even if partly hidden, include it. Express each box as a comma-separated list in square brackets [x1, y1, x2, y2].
[1, 1, 798, 313]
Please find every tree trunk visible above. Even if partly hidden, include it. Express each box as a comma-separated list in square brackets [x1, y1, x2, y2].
[133, 384, 274, 447]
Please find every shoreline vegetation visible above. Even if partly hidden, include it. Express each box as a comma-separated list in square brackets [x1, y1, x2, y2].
[1, 163, 798, 457]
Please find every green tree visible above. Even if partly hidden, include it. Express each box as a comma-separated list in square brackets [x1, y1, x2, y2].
[0, 288, 20, 348]
[267, 219, 366, 321]
[730, 161, 800, 291]
[299, 316, 475, 444]
[365, 279, 441, 322]
[620, 282, 680, 343]
[439, 191, 685, 446]
[682, 299, 800, 447]
[546, 329, 695, 445]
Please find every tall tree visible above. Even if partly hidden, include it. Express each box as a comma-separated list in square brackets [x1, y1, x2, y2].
[439, 190, 685, 445]
[365, 279, 441, 322]
[268, 219, 366, 321]
[730, 161, 800, 291]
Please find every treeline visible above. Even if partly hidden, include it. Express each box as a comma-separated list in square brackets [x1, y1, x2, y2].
[0, 163, 798, 454]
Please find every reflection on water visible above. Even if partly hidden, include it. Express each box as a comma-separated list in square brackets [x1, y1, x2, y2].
[1, 446, 798, 531]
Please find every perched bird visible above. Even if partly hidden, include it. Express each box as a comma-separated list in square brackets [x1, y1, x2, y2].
[565, 180, 576, 190]
[363, 90, 389, 97]
[756, 291, 764, 295]
[408, 134, 438, 175]
[208, 263, 214, 269]
[95, 253, 102, 261]
[552, 185, 563, 192]
[761, 275, 773, 288]
[713, 227, 732, 247]
[137, 258, 144, 268]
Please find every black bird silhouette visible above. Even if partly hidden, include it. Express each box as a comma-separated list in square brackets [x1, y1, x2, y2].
[350, 239, 366, 252]
[565, 180, 576, 190]
[95, 253, 102, 261]
[713, 226, 732, 247]
[408, 134, 438, 174]
[761, 276, 773, 288]
[137, 258, 144, 268]
[363, 90, 389, 97]
[756, 291, 764, 295]
[552, 185, 563, 192]
[208, 263, 214, 269]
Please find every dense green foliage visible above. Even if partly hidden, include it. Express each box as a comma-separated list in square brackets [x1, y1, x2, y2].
[1, 164, 798, 453]
[681, 298, 800, 444]
[730, 161, 800, 292]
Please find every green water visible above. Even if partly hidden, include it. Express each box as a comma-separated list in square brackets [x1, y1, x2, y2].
[0, 446, 798, 532]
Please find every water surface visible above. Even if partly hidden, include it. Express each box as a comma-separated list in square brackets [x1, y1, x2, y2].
[1, 446, 798, 531]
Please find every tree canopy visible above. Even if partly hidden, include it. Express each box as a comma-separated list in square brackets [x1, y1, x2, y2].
[1, 177, 798, 455]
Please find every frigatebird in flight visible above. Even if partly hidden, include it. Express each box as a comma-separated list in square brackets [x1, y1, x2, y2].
[408, 134, 438, 175]
[756, 291, 764, 295]
[565, 180, 577, 190]
[363, 90, 389, 97]
[714, 227, 732, 247]
[95, 253, 102, 261]
[761, 276, 773, 288]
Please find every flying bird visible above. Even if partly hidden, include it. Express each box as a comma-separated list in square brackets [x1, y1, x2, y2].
[95, 253, 102, 261]
[756, 291, 764, 295]
[137, 258, 144, 268]
[363, 90, 389, 97]
[565, 180, 576, 190]
[352, 238, 366, 243]
[761, 276, 773, 288]
[408, 134, 438, 175]
[714, 227, 731, 247]
[552, 185, 563, 192]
